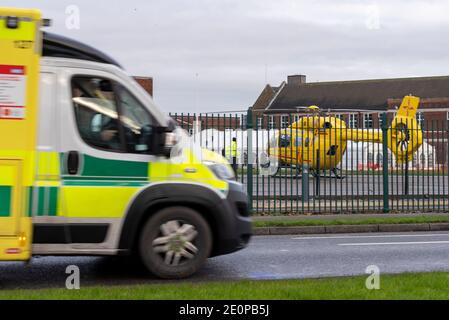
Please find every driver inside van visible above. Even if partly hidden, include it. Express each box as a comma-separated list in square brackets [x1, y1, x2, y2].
[72, 78, 121, 150]
[91, 113, 120, 148]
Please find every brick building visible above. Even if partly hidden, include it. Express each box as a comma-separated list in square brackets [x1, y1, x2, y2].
[252, 74, 449, 165]
[253, 74, 449, 127]
[133, 76, 153, 96]
[170, 114, 241, 134]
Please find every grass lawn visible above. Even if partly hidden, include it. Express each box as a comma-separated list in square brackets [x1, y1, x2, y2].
[1, 272, 449, 300]
[253, 215, 449, 228]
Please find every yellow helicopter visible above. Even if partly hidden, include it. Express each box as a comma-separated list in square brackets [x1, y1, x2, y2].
[262, 95, 423, 178]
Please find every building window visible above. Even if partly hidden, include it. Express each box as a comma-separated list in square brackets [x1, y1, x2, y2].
[363, 114, 373, 128]
[378, 113, 385, 128]
[292, 115, 300, 124]
[256, 117, 263, 129]
[240, 115, 247, 129]
[416, 112, 424, 127]
[268, 116, 275, 129]
[349, 114, 358, 128]
[281, 115, 289, 128]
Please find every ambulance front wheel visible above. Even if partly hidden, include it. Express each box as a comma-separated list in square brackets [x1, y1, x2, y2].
[138, 206, 212, 279]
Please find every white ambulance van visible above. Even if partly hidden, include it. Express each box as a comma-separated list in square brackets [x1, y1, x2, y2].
[0, 8, 251, 279]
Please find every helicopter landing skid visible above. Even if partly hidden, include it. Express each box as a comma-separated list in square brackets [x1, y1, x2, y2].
[331, 168, 345, 179]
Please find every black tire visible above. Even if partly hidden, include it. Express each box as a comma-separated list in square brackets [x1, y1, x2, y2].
[138, 206, 212, 279]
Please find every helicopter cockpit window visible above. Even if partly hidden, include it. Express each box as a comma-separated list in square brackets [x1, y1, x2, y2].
[279, 134, 290, 148]
[327, 145, 338, 156]
[304, 137, 310, 146]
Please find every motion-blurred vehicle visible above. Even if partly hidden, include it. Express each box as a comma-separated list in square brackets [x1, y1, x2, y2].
[0, 8, 251, 279]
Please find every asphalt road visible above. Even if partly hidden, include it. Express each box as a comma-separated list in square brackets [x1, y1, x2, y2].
[2, 232, 449, 289]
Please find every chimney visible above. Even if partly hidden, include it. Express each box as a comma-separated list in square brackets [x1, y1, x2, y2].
[287, 74, 306, 86]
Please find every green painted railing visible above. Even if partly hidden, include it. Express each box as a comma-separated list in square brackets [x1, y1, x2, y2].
[169, 110, 449, 214]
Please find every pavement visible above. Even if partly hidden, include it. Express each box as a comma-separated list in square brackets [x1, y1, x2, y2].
[2, 232, 449, 289]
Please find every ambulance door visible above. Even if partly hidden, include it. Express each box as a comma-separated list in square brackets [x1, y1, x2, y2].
[59, 69, 156, 249]
[0, 9, 42, 260]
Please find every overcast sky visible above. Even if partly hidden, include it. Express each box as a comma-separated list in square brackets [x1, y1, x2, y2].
[7, 0, 449, 112]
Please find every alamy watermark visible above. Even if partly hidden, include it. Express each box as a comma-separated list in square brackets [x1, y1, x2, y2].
[365, 4, 381, 30]
[65, 265, 80, 290]
[65, 5, 81, 30]
[365, 265, 380, 290]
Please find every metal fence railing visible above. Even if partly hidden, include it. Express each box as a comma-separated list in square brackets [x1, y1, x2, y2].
[169, 110, 449, 214]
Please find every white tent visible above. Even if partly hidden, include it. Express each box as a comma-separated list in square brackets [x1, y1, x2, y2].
[341, 141, 436, 170]
[191, 129, 437, 169]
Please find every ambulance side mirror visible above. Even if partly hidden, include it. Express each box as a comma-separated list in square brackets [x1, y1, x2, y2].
[150, 126, 174, 158]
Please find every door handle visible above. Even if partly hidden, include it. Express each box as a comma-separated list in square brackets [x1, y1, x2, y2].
[67, 151, 79, 175]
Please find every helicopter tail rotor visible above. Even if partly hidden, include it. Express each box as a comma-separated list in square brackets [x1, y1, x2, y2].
[387, 96, 423, 164]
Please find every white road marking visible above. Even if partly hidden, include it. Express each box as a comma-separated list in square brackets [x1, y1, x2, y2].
[339, 240, 449, 246]
[292, 233, 449, 240]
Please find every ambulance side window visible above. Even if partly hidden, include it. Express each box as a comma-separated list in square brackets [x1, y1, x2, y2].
[115, 84, 154, 154]
[71, 77, 123, 152]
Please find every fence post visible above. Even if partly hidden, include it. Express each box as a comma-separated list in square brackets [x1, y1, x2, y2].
[302, 163, 310, 202]
[314, 149, 320, 198]
[381, 112, 390, 213]
[443, 119, 449, 210]
[246, 107, 253, 213]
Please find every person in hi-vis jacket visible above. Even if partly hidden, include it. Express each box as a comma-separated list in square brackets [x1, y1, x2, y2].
[231, 137, 238, 176]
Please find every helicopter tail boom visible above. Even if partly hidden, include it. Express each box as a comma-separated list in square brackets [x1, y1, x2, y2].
[342, 129, 383, 143]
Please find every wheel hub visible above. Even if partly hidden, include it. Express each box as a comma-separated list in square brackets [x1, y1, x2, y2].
[169, 235, 185, 252]
[152, 220, 199, 266]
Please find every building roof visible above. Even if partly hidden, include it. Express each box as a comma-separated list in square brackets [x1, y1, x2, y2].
[252, 84, 283, 110]
[267, 76, 449, 112]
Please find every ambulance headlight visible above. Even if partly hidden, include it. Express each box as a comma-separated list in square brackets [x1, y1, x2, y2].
[6, 16, 19, 29]
[205, 162, 235, 180]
